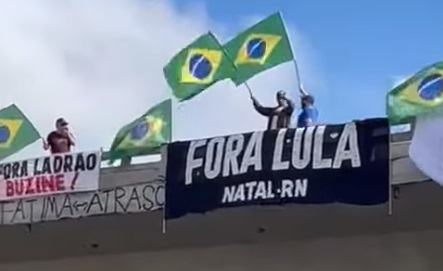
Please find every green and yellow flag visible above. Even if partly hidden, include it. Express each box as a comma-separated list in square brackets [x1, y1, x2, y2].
[0, 104, 40, 160]
[163, 32, 235, 102]
[387, 61, 443, 123]
[108, 99, 172, 163]
[223, 12, 294, 85]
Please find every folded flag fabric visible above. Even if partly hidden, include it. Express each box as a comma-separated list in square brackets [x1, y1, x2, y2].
[387, 61, 443, 123]
[223, 12, 294, 86]
[409, 112, 443, 186]
[108, 99, 172, 163]
[163, 32, 235, 102]
[0, 104, 40, 160]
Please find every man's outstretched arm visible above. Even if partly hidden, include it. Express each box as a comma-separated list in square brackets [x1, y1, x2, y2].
[42, 137, 50, 151]
[251, 96, 273, 116]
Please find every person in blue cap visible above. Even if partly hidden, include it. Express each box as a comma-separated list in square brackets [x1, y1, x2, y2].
[297, 84, 318, 127]
[250, 90, 294, 130]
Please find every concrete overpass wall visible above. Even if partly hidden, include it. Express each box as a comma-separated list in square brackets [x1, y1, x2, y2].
[1, 230, 443, 271]
[0, 139, 438, 270]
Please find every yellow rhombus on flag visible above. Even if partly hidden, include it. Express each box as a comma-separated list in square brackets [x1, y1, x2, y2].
[223, 12, 294, 86]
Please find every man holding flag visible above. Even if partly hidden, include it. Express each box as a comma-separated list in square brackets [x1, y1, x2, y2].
[222, 12, 318, 129]
[163, 12, 319, 130]
[250, 90, 294, 130]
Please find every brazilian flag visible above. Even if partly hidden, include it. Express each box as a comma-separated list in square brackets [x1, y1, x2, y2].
[108, 99, 172, 163]
[223, 12, 294, 85]
[387, 61, 443, 123]
[0, 104, 40, 160]
[163, 32, 235, 102]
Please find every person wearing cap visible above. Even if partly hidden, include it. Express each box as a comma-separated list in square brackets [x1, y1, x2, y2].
[250, 90, 294, 130]
[297, 84, 318, 127]
[43, 118, 75, 154]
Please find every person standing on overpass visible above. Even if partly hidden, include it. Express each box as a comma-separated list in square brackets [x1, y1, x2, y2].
[251, 90, 294, 130]
[43, 118, 76, 154]
[297, 84, 318, 127]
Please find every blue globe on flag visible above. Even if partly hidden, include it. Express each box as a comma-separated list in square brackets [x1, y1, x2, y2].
[0, 126, 10, 143]
[130, 121, 149, 141]
[246, 38, 266, 60]
[189, 54, 212, 79]
[418, 74, 443, 101]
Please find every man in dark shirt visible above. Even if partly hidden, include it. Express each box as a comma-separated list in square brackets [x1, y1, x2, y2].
[251, 90, 294, 130]
[43, 118, 75, 154]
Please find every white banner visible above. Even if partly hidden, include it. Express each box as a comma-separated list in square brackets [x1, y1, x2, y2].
[409, 113, 443, 186]
[0, 151, 101, 201]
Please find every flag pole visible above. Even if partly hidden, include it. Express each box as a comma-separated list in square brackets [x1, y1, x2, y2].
[388, 128, 393, 215]
[292, 58, 303, 90]
[386, 94, 393, 215]
[279, 13, 303, 92]
[244, 82, 255, 98]
[161, 144, 168, 234]
[169, 99, 173, 144]
[162, 207, 167, 234]
[162, 99, 173, 234]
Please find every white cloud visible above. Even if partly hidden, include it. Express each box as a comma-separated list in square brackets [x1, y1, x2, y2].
[391, 75, 410, 88]
[0, 0, 318, 162]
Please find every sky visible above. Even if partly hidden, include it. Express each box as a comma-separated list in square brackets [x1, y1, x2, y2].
[0, 0, 442, 162]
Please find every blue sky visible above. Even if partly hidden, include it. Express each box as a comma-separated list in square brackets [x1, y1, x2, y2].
[2, 0, 442, 159]
[174, 0, 443, 123]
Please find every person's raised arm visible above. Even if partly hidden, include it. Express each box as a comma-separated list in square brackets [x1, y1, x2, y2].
[42, 137, 49, 151]
[68, 132, 76, 147]
[251, 96, 273, 116]
[299, 83, 309, 97]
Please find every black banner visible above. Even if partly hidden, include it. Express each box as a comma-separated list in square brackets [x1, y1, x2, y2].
[165, 118, 389, 220]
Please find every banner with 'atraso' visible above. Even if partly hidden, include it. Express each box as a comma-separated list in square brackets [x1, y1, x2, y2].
[0, 151, 101, 201]
[165, 118, 389, 220]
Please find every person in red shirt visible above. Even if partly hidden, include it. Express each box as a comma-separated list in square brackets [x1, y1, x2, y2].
[43, 118, 75, 154]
